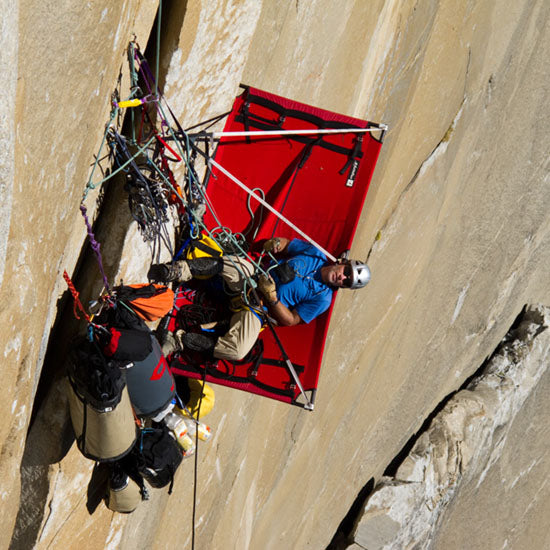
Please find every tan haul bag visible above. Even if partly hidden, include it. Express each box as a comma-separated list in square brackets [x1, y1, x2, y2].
[66, 378, 138, 462]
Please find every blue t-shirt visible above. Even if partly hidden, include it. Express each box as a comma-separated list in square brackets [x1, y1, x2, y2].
[270, 239, 333, 323]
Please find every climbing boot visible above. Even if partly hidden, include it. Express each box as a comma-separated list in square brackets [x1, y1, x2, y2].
[180, 332, 218, 355]
[159, 329, 186, 356]
[147, 260, 192, 283]
[160, 331, 178, 356]
[187, 257, 223, 279]
[148, 258, 221, 283]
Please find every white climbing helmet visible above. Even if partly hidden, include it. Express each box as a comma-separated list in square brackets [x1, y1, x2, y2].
[346, 259, 371, 289]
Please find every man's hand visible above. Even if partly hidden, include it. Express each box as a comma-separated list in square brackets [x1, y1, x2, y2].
[258, 274, 277, 303]
[259, 273, 302, 326]
[263, 237, 290, 255]
[263, 238, 281, 254]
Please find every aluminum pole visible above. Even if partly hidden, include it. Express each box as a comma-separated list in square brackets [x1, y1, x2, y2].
[208, 125, 388, 139]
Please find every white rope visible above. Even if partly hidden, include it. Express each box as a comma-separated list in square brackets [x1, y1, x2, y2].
[210, 125, 387, 139]
[207, 157, 338, 262]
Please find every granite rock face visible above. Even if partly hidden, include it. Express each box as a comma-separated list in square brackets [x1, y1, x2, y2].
[2, 2, 159, 549]
[349, 305, 550, 550]
[3, 0, 550, 549]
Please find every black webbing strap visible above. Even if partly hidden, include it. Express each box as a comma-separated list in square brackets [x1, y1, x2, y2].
[190, 239, 223, 258]
[170, 357, 305, 399]
[338, 134, 364, 185]
[241, 99, 285, 129]
[238, 89, 365, 156]
[236, 113, 361, 158]
[241, 101, 251, 143]
[261, 358, 305, 374]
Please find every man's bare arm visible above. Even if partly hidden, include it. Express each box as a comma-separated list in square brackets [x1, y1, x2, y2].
[266, 299, 302, 326]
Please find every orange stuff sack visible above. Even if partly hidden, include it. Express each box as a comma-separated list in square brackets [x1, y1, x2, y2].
[117, 284, 175, 322]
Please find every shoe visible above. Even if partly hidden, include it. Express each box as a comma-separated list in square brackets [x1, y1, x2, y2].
[174, 329, 186, 349]
[147, 261, 191, 283]
[187, 257, 223, 278]
[181, 332, 217, 354]
[147, 263, 168, 282]
[147, 263, 178, 282]
[148, 258, 221, 283]
[160, 329, 187, 356]
[160, 332, 178, 356]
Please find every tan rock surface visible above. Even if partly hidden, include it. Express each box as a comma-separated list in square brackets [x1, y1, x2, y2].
[3, 2, 158, 548]
[2, 0, 550, 549]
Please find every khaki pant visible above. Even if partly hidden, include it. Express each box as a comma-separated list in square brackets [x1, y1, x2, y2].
[213, 256, 263, 361]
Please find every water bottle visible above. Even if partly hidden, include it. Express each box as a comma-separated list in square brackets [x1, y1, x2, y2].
[174, 406, 213, 442]
[184, 417, 213, 442]
[164, 412, 195, 456]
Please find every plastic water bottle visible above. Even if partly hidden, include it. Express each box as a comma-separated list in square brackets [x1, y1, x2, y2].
[164, 412, 195, 457]
[184, 417, 213, 442]
[174, 406, 213, 442]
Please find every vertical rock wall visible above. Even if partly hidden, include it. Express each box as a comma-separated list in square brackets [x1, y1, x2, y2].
[0, 0, 18, 287]
[2, 2, 158, 548]
[2, 0, 550, 549]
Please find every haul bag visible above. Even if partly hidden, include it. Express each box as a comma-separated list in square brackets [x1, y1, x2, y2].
[185, 233, 224, 279]
[102, 326, 153, 362]
[130, 426, 183, 492]
[106, 473, 142, 513]
[176, 378, 215, 419]
[125, 334, 176, 417]
[186, 233, 223, 259]
[66, 378, 138, 462]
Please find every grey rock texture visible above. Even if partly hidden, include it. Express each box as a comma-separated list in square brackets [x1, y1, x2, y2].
[2, 0, 550, 549]
[350, 305, 550, 550]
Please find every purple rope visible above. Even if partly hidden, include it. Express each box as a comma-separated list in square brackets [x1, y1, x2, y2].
[80, 204, 111, 292]
[135, 51, 171, 127]
[135, 50, 156, 94]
